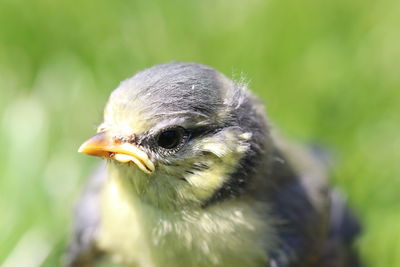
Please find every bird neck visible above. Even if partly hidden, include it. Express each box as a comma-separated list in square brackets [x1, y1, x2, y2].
[106, 162, 224, 211]
[98, 171, 272, 267]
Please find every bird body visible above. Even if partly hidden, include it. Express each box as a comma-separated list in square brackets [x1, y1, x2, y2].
[68, 62, 361, 267]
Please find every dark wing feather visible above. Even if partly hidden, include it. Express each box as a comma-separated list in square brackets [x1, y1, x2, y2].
[267, 150, 329, 267]
[267, 140, 362, 267]
[316, 191, 362, 267]
[66, 163, 106, 266]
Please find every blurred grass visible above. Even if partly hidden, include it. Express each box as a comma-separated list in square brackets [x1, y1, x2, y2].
[0, 0, 399, 266]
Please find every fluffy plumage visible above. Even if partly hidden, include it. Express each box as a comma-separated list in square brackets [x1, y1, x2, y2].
[67, 62, 361, 267]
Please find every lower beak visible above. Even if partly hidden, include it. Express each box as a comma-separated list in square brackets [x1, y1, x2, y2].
[78, 132, 155, 174]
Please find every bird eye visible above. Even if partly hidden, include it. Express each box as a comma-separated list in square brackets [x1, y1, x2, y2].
[156, 127, 186, 149]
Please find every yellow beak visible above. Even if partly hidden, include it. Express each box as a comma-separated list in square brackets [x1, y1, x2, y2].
[78, 132, 155, 174]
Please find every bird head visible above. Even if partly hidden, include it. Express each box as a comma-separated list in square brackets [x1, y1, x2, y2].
[79, 62, 270, 210]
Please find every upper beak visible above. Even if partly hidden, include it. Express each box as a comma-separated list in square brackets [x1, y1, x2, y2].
[78, 132, 155, 174]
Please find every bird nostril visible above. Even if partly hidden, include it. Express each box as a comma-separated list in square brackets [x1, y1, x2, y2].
[113, 134, 137, 144]
[113, 136, 123, 144]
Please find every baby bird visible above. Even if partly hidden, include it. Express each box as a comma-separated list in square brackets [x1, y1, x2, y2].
[68, 62, 361, 267]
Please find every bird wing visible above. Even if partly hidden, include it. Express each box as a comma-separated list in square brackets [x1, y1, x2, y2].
[315, 190, 362, 267]
[267, 134, 361, 267]
[66, 163, 107, 266]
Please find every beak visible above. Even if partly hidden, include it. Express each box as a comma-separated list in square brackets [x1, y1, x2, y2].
[78, 132, 155, 174]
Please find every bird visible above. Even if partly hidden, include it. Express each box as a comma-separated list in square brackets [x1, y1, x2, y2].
[67, 62, 361, 267]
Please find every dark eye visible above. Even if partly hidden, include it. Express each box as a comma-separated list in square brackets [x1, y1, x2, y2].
[156, 127, 186, 149]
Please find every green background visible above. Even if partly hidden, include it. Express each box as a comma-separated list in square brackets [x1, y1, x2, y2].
[0, 0, 399, 266]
